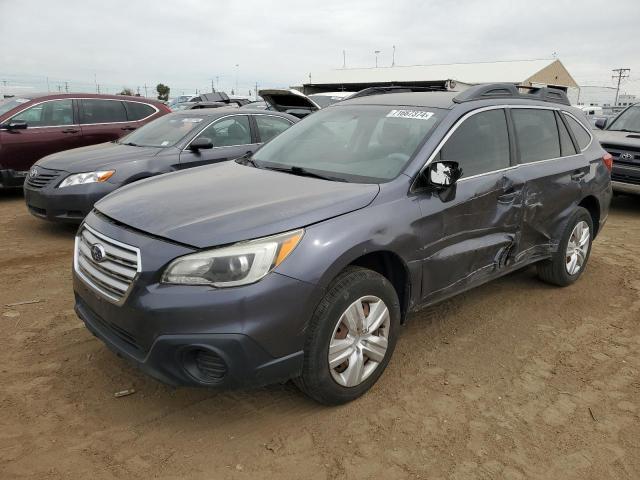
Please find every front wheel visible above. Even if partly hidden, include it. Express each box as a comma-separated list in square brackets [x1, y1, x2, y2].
[295, 267, 400, 405]
[537, 207, 594, 287]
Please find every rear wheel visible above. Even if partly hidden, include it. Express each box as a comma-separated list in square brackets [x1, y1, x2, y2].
[295, 267, 400, 405]
[537, 207, 593, 286]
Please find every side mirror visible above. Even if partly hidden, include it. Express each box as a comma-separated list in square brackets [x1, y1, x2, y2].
[2, 120, 28, 130]
[427, 161, 462, 188]
[594, 118, 607, 130]
[189, 137, 214, 151]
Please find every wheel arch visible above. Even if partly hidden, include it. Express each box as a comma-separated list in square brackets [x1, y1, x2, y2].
[347, 250, 412, 324]
[578, 195, 601, 237]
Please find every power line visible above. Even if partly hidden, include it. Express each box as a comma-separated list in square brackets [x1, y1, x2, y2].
[612, 68, 630, 106]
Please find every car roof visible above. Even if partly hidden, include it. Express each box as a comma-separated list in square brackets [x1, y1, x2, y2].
[10, 92, 166, 106]
[336, 90, 574, 110]
[168, 107, 298, 120]
[338, 91, 459, 109]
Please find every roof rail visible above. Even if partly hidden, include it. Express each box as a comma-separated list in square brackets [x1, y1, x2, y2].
[344, 85, 448, 100]
[452, 83, 571, 106]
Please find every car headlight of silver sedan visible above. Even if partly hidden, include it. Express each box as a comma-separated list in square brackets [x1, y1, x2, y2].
[58, 170, 115, 188]
[162, 229, 304, 287]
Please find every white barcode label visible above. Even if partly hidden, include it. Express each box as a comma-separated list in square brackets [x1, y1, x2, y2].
[386, 109, 434, 120]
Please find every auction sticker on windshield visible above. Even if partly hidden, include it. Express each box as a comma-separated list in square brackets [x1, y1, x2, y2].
[182, 118, 203, 123]
[386, 110, 434, 120]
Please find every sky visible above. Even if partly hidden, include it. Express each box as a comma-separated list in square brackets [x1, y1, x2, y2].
[1, 0, 639, 98]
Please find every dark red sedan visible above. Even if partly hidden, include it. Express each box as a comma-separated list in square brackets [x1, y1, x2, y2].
[0, 93, 170, 188]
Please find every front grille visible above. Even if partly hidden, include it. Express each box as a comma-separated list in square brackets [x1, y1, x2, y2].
[26, 169, 61, 189]
[74, 224, 141, 303]
[601, 144, 640, 166]
[612, 173, 640, 185]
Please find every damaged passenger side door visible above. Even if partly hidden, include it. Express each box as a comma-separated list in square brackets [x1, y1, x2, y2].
[508, 108, 587, 263]
[417, 107, 524, 303]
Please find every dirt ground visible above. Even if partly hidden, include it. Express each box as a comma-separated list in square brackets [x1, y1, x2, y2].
[1, 190, 639, 480]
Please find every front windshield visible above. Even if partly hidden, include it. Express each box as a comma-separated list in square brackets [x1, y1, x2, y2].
[252, 105, 444, 183]
[0, 98, 31, 117]
[118, 114, 205, 147]
[608, 105, 640, 132]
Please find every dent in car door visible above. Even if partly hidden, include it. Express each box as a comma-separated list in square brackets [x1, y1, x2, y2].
[0, 99, 81, 171]
[416, 108, 523, 303]
[178, 115, 258, 169]
[509, 108, 588, 263]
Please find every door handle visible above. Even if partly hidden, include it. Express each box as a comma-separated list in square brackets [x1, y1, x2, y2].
[61, 128, 79, 134]
[121, 126, 136, 131]
[571, 169, 587, 181]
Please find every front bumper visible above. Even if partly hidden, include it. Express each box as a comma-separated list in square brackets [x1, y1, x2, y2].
[73, 211, 322, 388]
[0, 168, 29, 188]
[24, 179, 116, 223]
[612, 180, 640, 195]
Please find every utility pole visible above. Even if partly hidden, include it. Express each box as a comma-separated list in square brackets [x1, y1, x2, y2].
[343, 49, 346, 68]
[64, 81, 69, 93]
[144, 84, 148, 97]
[235, 64, 240, 95]
[392, 45, 396, 67]
[46, 76, 50, 92]
[612, 68, 630, 106]
[211, 79, 215, 92]
[94, 73, 98, 93]
[136, 86, 141, 96]
[255, 82, 258, 100]
[374, 50, 380, 68]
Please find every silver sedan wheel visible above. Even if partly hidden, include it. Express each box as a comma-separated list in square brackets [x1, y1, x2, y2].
[565, 220, 590, 275]
[328, 295, 390, 388]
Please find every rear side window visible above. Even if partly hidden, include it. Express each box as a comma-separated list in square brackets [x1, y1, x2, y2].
[437, 109, 510, 178]
[80, 99, 127, 124]
[11, 99, 74, 127]
[563, 113, 591, 151]
[124, 101, 155, 121]
[556, 113, 577, 156]
[255, 115, 292, 142]
[512, 109, 560, 163]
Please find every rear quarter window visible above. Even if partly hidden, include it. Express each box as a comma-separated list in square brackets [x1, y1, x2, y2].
[80, 99, 127, 124]
[563, 113, 592, 151]
[512, 109, 560, 163]
[124, 101, 156, 121]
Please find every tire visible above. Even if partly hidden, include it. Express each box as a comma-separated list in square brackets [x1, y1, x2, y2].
[295, 266, 401, 405]
[537, 207, 594, 287]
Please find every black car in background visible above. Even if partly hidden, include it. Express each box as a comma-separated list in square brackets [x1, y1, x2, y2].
[594, 103, 640, 195]
[24, 108, 297, 222]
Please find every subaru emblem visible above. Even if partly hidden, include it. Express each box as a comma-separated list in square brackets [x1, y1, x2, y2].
[91, 244, 106, 263]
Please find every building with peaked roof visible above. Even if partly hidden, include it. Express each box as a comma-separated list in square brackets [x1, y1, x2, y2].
[301, 59, 579, 95]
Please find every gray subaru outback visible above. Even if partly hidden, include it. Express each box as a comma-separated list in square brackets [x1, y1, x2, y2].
[73, 84, 612, 404]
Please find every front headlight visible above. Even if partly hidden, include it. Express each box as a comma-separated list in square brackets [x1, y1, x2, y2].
[162, 229, 304, 287]
[58, 170, 115, 188]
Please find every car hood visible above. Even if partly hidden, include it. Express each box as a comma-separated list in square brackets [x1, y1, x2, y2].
[95, 161, 380, 248]
[594, 129, 640, 149]
[36, 142, 163, 173]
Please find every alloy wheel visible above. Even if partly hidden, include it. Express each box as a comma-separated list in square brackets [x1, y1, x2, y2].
[565, 220, 590, 275]
[328, 295, 390, 387]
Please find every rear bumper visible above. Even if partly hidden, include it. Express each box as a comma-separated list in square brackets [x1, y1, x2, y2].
[0, 168, 28, 188]
[23, 181, 115, 223]
[612, 180, 640, 195]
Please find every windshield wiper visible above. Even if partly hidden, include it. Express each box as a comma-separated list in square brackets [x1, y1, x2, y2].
[263, 165, 346, 182]
[121, 141, 138, 146]
[235, 152, 261, 168]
